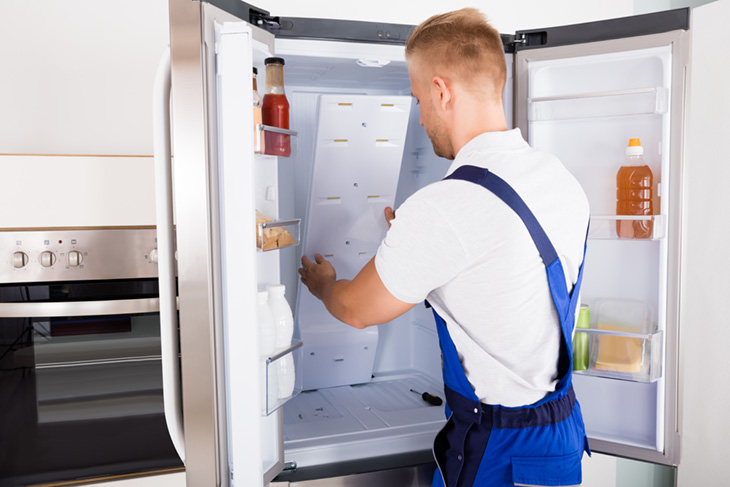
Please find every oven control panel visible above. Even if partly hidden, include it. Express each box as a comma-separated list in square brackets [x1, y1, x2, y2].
[0, 227, 166, 283]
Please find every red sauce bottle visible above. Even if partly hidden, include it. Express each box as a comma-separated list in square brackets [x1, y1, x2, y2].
[261, 57, 291, 157]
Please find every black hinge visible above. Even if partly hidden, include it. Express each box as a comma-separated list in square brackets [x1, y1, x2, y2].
[283, 461, 297, 472]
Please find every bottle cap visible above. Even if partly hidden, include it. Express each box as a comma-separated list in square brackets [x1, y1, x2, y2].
[257, 290, 269, 303]
[265, 57, 285, 66]
[253, 67, 258, 75]
[626, 138, 644, 156]
[266, 284, 286, 295]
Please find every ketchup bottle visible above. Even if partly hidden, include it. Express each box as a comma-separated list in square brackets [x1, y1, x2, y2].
[262, 57, 291, 157]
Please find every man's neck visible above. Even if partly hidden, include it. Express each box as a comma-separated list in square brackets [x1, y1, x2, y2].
[449, 97, 508, 156]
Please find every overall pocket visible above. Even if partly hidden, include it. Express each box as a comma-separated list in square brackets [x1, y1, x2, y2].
[511, 451, 582, 486]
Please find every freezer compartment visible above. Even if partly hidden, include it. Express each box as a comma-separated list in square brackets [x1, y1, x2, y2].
[281, 371, 445, 477]
[256, 217, 301, 252]
[255, 124, 299, 157]
[263, 341, 304, 416]
[588, 215, 665, 240]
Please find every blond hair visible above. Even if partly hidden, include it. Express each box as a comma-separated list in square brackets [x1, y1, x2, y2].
[405, 8, 506, 99]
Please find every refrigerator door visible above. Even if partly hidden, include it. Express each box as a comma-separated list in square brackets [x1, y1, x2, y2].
[513, 10, 690, 465]
[169, 0, 286, 485]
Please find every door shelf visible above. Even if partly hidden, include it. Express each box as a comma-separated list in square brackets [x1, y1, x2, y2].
[256, 218, 301, 252]
[254, 124, 298, 157]
[263, 341, 304, 416]
[573, 328, 663, 383]
[528, 87, 669, 122]
[588, 214, 664, 240]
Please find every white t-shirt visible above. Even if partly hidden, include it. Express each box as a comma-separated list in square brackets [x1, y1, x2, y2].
[375, 129, 589, 407]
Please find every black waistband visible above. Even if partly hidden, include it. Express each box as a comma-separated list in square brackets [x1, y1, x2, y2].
[444, 384, 576, 429]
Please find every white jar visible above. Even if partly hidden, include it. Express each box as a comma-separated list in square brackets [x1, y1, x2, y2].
[257, 290, 278, 412]
[257, 290, 276, 357]
[266, 284, 294, 350]
[266, 284, 295, 399]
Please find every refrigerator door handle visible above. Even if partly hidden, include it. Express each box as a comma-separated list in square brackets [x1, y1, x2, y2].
[153, 45, 186, 464]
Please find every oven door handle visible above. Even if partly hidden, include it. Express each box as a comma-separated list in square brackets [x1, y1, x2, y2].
[154, 45, 186, 464]
[0, 298, 162, 318]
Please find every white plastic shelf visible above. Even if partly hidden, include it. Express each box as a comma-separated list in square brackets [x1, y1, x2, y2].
[256, 218, 301, 252]
[573, 328, 663, 383]
[263, 341, 304, 416]
[254, 124, 299, 157]
[528, 87, 669, 122]
[588, 214, 664, 240]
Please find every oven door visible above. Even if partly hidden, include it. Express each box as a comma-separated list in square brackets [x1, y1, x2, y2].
[0, 278, 183, 487]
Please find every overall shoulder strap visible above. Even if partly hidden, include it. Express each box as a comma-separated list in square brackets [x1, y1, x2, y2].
[445, 165, 559, 268]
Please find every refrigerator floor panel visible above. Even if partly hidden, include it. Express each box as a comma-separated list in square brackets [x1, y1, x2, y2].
[282, 370, 445, 473]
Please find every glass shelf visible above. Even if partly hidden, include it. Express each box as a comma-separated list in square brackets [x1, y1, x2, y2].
[254, 124, 298, 157]
[263, 341, 304, 416]
[256, 218, 301, 252]
[588, 214, 664, 240]
[528, 87, 669, 122]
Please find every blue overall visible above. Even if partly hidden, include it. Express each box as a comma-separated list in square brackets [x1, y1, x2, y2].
[431, 165, 590, 487]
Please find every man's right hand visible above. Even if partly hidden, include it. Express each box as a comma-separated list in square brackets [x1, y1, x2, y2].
[384, 206, 395, 229]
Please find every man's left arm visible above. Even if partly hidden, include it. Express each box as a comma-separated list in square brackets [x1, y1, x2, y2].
[299, 254, 416, 329]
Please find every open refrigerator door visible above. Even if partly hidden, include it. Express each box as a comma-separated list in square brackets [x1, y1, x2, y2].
[513, 19, 689, 465]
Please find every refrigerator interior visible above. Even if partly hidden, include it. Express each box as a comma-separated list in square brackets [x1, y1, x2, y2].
[524, 45, 673, 452]
[271, 38, 451, 470]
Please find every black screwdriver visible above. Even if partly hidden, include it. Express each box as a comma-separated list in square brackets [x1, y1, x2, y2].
[410, 389, 443, 406]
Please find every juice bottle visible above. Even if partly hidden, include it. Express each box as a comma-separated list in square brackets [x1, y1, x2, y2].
[261, 57, 291, 157]
[616, 138, 653, 239]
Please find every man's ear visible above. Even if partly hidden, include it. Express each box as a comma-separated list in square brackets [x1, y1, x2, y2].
[432, 76, 452, 111]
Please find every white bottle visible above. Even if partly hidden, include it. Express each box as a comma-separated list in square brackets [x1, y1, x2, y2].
[266, 284, 295, 399]
[257, 291, 278, 412]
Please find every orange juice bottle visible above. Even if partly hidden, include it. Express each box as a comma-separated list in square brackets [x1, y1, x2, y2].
[616, 138, 653, 239]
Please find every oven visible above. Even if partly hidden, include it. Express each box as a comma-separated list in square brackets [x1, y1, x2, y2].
[0, 227, 183, 487]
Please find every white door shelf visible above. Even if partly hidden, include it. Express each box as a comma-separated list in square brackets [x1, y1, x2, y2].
[528, 87, 669, 122]
[256, 218, 301, 252]
[255, 124, 299, 157]
[588, 214, 665, 240]
[573, 328, 663, 383]
[263, 341, 304, 416]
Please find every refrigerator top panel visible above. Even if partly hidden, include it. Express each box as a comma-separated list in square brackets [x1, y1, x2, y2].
[514, 8, 689, 51]
[275, 39, 409, 91]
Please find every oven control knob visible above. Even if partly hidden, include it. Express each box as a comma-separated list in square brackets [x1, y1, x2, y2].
[40, 251, 56, 268]
[13, 251, 29, 269]
[67, 250, 84, 267]
[149, 249, 158, 264]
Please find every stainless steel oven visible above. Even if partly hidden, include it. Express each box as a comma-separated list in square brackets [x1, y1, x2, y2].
[0, 227, 183, 487]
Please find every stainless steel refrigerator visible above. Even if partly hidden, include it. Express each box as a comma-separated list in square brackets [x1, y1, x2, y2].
[155, 1, 707, 485]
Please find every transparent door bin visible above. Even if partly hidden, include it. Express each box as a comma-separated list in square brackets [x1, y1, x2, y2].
[588, 215, 665, 240]
[573, 299, 662, 383]
[256, 218, 301, 252]
[573, 328, 663, 382]
[254, 124, 298, 157]
[263, 341, 303, 416]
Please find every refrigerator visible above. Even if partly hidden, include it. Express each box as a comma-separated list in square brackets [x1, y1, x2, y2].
[155, 1, 700, 485]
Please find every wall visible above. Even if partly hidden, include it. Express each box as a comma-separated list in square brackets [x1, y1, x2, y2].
[0, 0, 169, 227]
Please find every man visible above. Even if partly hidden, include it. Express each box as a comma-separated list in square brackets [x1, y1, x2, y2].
[299, 8, 591, 487]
